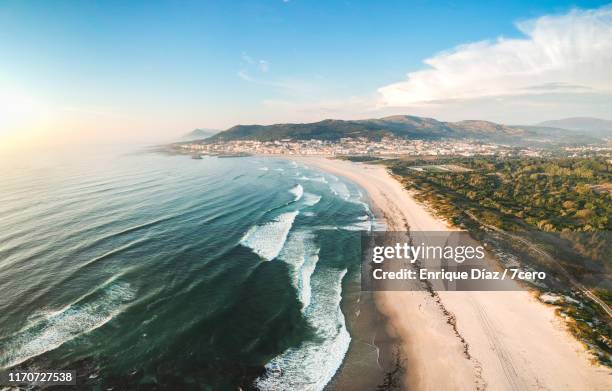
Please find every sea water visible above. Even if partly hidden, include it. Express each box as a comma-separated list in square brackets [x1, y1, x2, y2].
[0, 147, 372, 390]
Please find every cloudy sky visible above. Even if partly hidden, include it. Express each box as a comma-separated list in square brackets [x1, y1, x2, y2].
[1, 0, 611, 149]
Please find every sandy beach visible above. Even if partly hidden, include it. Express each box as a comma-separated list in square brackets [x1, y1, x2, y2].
[293, 156, 611, 391]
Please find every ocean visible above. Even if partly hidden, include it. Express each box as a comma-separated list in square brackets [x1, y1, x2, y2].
[0, 147, 384, 390]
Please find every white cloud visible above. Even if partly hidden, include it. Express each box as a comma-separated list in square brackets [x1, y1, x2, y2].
[378, 6, 612, 107]
[237, 70, 321, 97]
[259, 60, 270, 72]
[237, 69, 255, 82]
[241, 52, 255, 65]
[241, 52, 270, 73]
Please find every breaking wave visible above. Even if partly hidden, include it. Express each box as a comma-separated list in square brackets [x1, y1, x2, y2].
[240, 211, 299, 261]
[289, 184, 304, 202]
[303, 193, 321, 207]
[329, 182, 350, 200]
[297, 175, 328, 184]
[278, 230, 320, 309]
[255, 268, 350, 391]
[342, 219, 372, 231]
[0, 282, 136, 369]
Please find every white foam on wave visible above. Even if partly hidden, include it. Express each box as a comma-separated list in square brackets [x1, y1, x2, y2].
[0, 282, 136, 369]
[240, 211, 299, 261]
[278, 230, 319, 309]
[372, 219, 387, 231]
[297, 175, 327, 184]
[347, 191, 386, 230]
[342, 219, 372, 231]
[258, 167, 269, 171]
[349, 198, 372, 213]
[359, 199, 371, 211]
[334, 180, 372, 212]
[289, 184, 304, 202]
[302, 193, 321, 207]
[341, 213, 373, 231]
[329, 181, 350, 200]
[255, 268, 350, 391]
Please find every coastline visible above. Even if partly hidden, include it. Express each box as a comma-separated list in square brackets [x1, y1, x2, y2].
[291, 156, 611, 391]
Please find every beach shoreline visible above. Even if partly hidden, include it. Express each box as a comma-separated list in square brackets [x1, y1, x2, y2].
[290, 156, 611, 391]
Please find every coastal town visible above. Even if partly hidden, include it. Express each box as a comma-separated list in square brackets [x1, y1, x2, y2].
[174, 137, 549, 158]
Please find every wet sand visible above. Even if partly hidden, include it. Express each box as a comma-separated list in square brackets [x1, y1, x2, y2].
[294, 156, 611, 391]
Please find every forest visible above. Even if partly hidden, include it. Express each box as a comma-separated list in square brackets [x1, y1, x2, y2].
[387, 156, 611, 233]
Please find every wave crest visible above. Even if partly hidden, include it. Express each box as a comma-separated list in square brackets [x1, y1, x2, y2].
[289, 184, 304, 202]
[278, 231, 319, 309]
[303, 193, 321, 207]
[0, 282, 136, 369]
[255, 268, 350, 391]
[240, 211, 299, 261]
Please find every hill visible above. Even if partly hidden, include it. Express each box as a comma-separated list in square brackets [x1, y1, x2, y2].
[203, 115, 594, 145]
[537, 117, 612, 138]
[181, 128, 219, 141]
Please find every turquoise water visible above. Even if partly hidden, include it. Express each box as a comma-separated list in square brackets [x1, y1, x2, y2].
[0, 148, 371, 389]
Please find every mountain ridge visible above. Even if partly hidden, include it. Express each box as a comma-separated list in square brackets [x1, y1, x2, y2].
[202, 115, 597, 145]
[181, 128, 220, 141]
[537, 117, 612, 138]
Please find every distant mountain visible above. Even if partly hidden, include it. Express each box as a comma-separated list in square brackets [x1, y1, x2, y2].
[182, 128, 219, 141]
[537, 117, 612, 138]
[511, 125, 600, 144]
[203, 115, 595, 145]
[207, 116, 523, 142]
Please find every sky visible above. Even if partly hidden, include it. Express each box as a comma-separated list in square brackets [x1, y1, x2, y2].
[1, 0, 611, 149]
